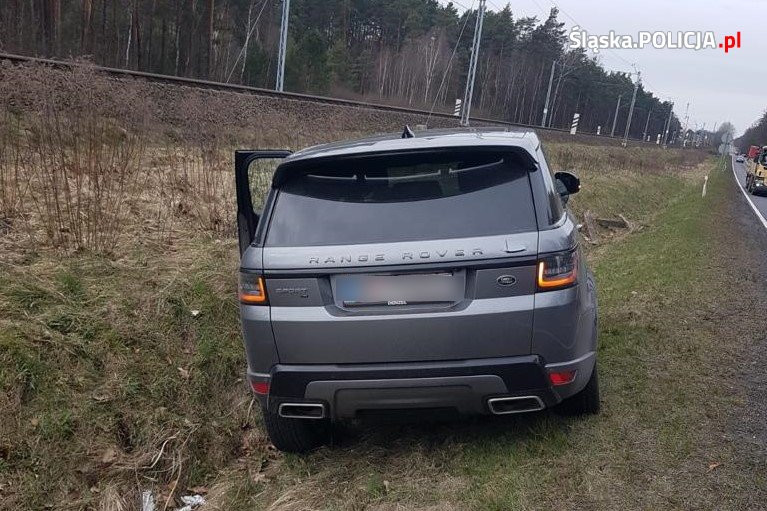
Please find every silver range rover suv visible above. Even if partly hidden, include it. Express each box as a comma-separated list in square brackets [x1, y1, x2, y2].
[234, 128, 599, 453]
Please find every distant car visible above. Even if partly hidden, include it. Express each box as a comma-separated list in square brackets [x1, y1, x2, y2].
[234, 128, 600, 453]
[736, 155, 745, 163]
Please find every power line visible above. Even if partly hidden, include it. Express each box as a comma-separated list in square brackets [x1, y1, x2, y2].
[479, 0, 530, 20]
[528, 0, 550, 18]
[544, 0, 578, 24]
[485, 0, 505, 11]
[226, 0, 270, 83]
[485, 0, 519, 15]
[544, 0, 635, 70]
[543, 0, 682, 133]
[453, 0, 677, 139]
[426, 0, 477, 125]
[448, 0, 472, 11]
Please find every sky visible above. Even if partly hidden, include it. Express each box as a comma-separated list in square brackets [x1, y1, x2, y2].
[442, 0, 763, 135]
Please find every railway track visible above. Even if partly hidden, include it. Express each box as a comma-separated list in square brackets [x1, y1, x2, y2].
[0, 51, 648, 144]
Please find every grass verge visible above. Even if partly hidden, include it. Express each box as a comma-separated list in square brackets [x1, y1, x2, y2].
[230, 158, 759, 510]
[0, 148, 724, 510]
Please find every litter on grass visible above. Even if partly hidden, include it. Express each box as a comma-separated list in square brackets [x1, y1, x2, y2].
[177, 494, 206, 511]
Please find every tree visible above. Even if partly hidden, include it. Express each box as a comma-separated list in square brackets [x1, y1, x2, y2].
[736, 114, 767, 151]
[0, 0, 676, 136]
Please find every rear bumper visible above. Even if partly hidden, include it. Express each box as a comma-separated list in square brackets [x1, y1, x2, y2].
[249, 353, 596, 420]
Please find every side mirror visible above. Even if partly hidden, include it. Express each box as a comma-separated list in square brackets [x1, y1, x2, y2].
[554, 171, 580, 205]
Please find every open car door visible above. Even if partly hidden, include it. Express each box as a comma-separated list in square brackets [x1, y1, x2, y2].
[234, 149, 291, 256]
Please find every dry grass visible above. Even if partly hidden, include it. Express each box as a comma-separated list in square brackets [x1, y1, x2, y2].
[0, 61, 721, 510]
[0, 65, 290, 255]
[0, 62, 150, 253]
[203, 160, 759, 511]
[0, 61, 708, 254]
[545, 142, 709, 221]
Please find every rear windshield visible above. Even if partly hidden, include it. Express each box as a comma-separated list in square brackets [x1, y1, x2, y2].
[265, 151, 536, 247]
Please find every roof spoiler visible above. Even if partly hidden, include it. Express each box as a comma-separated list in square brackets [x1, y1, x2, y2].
[271, 146, 538, 188]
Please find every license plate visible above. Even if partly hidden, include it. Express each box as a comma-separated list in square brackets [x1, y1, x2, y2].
[335, 272, 462, 307]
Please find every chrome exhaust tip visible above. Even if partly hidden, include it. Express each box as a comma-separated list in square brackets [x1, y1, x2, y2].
[487, 396, 545, 415]
[277, 402, 326, 420]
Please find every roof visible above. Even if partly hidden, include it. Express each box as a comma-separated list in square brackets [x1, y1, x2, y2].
[283, 127, 541, 165]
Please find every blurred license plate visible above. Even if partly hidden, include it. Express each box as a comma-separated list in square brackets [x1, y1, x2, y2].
[337, 273, 460, 307]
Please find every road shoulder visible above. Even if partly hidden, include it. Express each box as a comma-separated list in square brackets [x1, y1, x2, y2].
[719, 156, 767, 484]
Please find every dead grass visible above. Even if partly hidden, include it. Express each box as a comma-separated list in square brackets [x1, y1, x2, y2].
[205, 159, 758, 511]
[0, 61, 709, 253]
[0, 239, 256, 509]
[0, 62, 151, 253]
[0, 61, 724, 510]
[0, 152, 709, 509]
[546, 142, 708, 223]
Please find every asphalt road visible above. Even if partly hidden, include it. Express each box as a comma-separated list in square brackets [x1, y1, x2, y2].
[731, 155, 767, 225]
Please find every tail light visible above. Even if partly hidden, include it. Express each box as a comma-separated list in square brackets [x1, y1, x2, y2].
[537, 250, 578, 291]
[549, 369, 577, 386]
[239, 272, 268, 304]
[250, 380, 270, 395]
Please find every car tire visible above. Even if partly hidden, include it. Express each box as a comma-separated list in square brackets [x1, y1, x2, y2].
[262, 407, 330, 453]
[555, 365, 600, 416]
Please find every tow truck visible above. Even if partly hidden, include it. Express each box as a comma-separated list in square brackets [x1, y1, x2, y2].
[745, 145, 767, 195]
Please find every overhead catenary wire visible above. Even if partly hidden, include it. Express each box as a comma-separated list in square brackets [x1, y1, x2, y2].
[527, 0, 550, 18]
[544, 0, 636, 69]
[485, 0, 511, 14]
[425, 0, 477, 126]
[447, 0, 472, 11]
[225, 0, 270, 83]
[541, 0, 683, 133]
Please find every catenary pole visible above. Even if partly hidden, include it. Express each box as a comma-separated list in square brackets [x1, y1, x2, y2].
[275, 0, 290, 91]
[642, 106, 653, 141]
[622, 71, 640, 147]
[662, 101, 674, 148]
[611, 94, 622, 137]
[541, 58, 557, 127]
[460, 0, 486, 126]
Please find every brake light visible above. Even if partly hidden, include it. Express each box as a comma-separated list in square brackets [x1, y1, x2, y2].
[239, 272, 268, 304]
[537, 251, 578, 290]
[250, 380, 270, 395]
[549, 370, 577, 386]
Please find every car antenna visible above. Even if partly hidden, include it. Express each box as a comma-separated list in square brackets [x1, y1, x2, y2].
[401, 125, 415, 139]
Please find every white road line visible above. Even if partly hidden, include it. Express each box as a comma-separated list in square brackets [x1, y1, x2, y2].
[730, 155, 767, 230]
